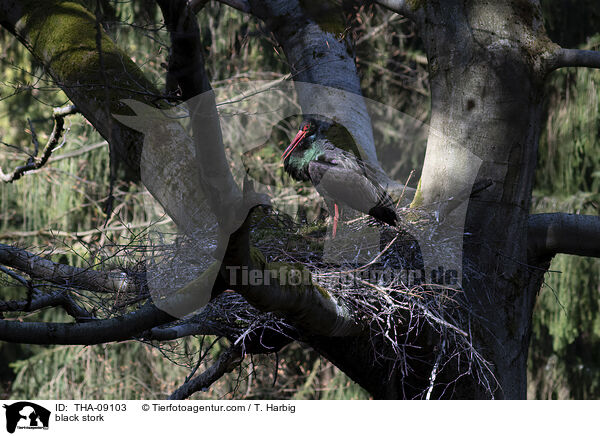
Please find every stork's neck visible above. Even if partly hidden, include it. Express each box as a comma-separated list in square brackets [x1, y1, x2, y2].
[283, 140, 325, 181]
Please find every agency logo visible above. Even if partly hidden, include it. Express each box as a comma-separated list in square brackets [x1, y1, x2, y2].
[2, 402, 50, 434]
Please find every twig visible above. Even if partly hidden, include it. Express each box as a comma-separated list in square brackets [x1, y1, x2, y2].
[425, 337, 445, 400]
[168, 345, 243, 399]
[0, 217, 172, 240]
[0, 105, 79, 183]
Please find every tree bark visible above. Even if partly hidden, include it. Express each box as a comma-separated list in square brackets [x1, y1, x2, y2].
[248, 0, 381, 167]
[408, 0, 557, 398]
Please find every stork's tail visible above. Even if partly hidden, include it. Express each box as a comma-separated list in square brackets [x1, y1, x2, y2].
[368, 204, 398, 227]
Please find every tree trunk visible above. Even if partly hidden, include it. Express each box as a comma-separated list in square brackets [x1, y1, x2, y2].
[415, 0, 555, 398]
[304, 1, 560, 399]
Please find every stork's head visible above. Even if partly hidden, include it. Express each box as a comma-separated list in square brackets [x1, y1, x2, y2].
[281, 118, 319, 161]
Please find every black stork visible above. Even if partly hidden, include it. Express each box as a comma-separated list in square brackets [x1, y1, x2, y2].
[281, 117, 398, 236]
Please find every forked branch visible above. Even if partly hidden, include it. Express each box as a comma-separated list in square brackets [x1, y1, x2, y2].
[0, 244, 140, 294]
[0, 105, 79, 183]
[0, 302, 175, 344]
[168, 345, 243, 399]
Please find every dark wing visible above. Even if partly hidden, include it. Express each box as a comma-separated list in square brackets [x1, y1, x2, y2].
[308, 149, 397, 226]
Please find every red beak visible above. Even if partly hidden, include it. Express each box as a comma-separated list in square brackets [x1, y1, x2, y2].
[282, 129, 307, 160]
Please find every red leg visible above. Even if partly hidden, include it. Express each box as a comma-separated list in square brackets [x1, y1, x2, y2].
[333, 203, 339, 237]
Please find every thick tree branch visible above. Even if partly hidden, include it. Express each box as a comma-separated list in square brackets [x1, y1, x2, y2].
[221, 205, 362, 337]
[156, 0, 244, 233]
[168, 345, 242, 399]
[548, 48, 600, 71]
[0, 105, 79, 183]
[0, 292, 93, 321]
[372, 0, 414, 19]
[528, 213, 600, 259]
[0, 244, 140, 294]
[0, 264, 93, 320]
[0, 302, 175, 344]
[213, 0, 250, 13]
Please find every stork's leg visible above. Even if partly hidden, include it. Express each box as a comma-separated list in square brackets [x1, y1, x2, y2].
[333, 203, 339, 237]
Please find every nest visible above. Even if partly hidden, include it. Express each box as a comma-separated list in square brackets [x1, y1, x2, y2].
[241, 205, 499, 398]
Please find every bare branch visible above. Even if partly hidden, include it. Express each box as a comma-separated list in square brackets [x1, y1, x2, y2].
[146, 321, 219, 340]
[0, 243, 139, 294]
[0, 265, 93, 320]
[548, 48, 600, 72]
[213, 0, 250, 13]
[156, 0, 244, 233]
[0, 292, 93, 321]
[0, 293, 61, 313]
[0, 302, 175, 344]
[372, 0, 415, 19]
[528, 213, 600, 259]
[0, 105, 79, 183]
[168, 345, 242, 399]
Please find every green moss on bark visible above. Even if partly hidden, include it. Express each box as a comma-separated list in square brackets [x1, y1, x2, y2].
[409, 177, 424, 208]
[298, 0, 345, 37]
[407, 0, 426, 12]
[21, 1, 158, 115]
